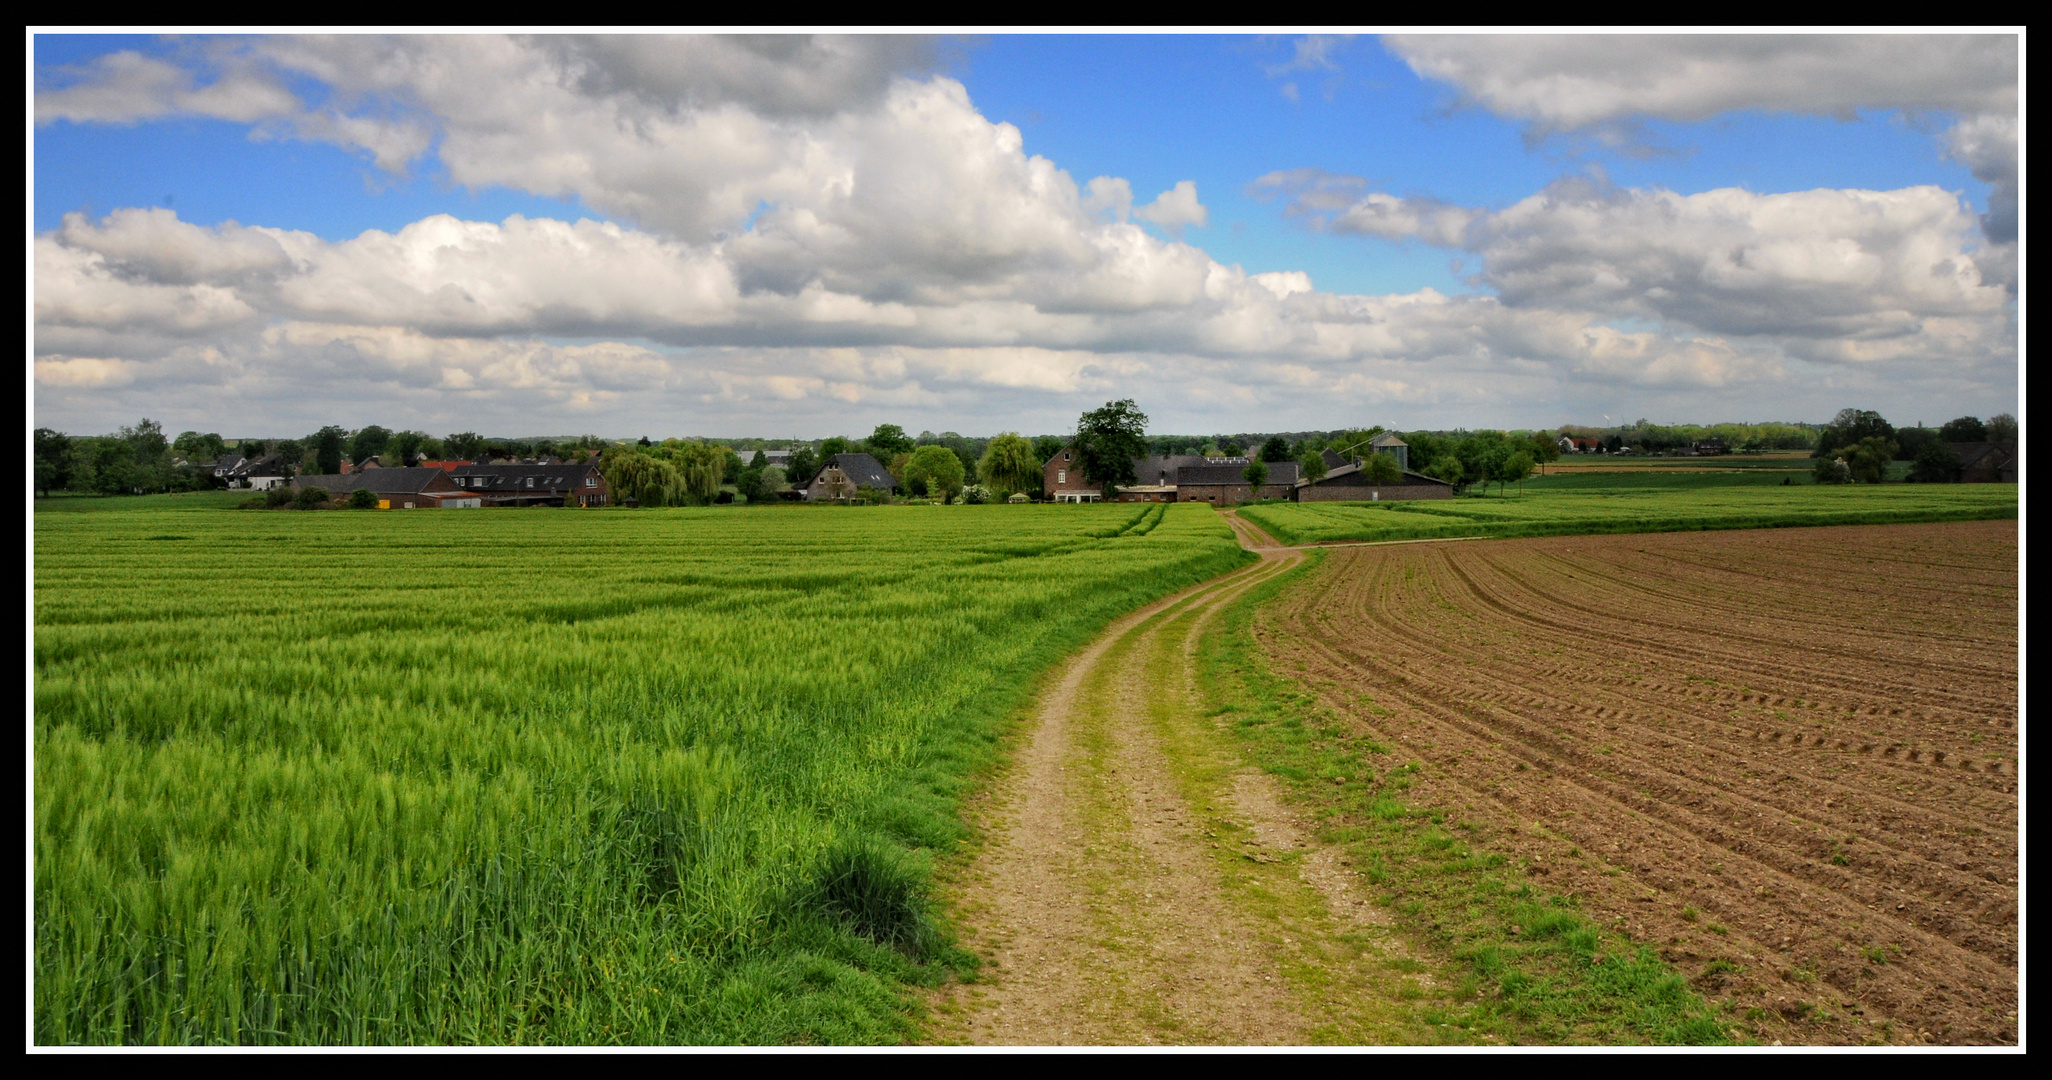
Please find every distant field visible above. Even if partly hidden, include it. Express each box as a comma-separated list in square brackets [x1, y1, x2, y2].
[34, 490, 253, 512]
[1240, 482, 2015, 546]
[34, 502, 1248, 1044]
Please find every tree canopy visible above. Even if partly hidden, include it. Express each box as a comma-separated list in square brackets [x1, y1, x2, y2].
[1815, 409, 1895, 459]
[1940, 416, 1988, 443]
[903, 444, 967, 500]
[1074, 399, 1149, 498]
[978, 433, 1042, 499]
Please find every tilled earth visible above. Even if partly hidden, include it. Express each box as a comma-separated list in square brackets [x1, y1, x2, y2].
[1256, 520, 2018, 1045]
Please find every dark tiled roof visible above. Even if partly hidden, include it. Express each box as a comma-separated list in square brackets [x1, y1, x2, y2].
[819, 452, 895, 489]
[1305, 467, 1451, 488]
[1176, 461, 1299, 486]
[1129, 455, 1212, 486]
[448, 463, 601, 493]
[294, 467, 455, 494]
[1321, 449, 1350, 470]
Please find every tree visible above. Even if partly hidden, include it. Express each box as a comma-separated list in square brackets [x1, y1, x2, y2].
[271, 439, 306, 476]
[1363, 452, 1403, 484]
[292, 485, 330, 510]
[737, 467, 771, 505]
[172, 430, 227, 462]
[1813, 456, 1851, 484]
[904, 445, 966, 501]
[786, 446, 820, 485]
[819, 436, 853, 461]
[1075, 399, 1149, 499]
[34, 428, 73, 496]
[1243, 460, 1269, 490]
[603, 448, 685, 506]
[1842, 436, 1896, 483]
[348, 425, 392, 464]
[348, 487, 380, 509]
[1499, 451, 1535, 494]
[1908, 442, 1964, 483]
[1299, 449, 1328, 484]
[390, 430, 428, 465]
[1032, 435, 1067, 464]
[312, 426, 347, 474]
[1940, 416, 1988, 443]
[1424, 455, 1464, 489]
[1893, 425, 1941, 462]
[443, 432, 487, 460]
[1260, 437, 1292, 463]
[867, 424, 914, 462]
[1986, 413, 2018, 444]
[978, 433, 1042, 499]
[1815, 409, 1894, 458]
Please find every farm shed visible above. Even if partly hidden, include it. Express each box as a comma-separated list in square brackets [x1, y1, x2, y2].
[292, 467, 480, 508]
[1951, 443, 2018, 483]
[1293, 464, 1454, 502]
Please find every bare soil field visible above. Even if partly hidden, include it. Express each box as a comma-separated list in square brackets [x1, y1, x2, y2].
[1254, 521, 2017, 1044]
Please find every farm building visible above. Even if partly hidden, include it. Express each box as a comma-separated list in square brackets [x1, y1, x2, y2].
[802, 452, 896, 501]
[1293, 462, 1454, 502]
[1557, 435, 1601, 454]
[215, 452, 289, 490]
[1952, 443, 2018, 483]
[447, 463, 611, 506]
[1043, 446, 1298, 505]
[293, 467, 481, 508]
[1693, 438, 1729, 456]
[1368, 431, 1409, 471]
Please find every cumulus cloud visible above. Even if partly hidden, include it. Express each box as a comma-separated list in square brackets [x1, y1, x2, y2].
[31, 35, 2017, 434]
[1383, 33, 2020, 249]
[1382, 34, 2016, 128]
[1133, 181, 1209, 233]
[1269, 175, 2010, 358]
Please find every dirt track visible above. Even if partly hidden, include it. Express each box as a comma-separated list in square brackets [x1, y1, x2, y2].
[1253, 521, 2018, 1045]
[932, 515, 1466, 1045]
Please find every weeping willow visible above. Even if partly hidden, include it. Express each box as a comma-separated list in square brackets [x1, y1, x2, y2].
[602, 441, 726, 506]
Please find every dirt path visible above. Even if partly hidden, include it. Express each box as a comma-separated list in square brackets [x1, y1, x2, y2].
[930, 511, 1461, 1046]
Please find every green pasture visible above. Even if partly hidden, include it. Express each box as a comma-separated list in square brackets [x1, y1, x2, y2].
[1240, 481, 2016, 546]
[34, 501, 1246, 1044]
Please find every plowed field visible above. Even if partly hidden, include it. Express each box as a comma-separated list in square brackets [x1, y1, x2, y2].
[1254, 521, 2017, 1044]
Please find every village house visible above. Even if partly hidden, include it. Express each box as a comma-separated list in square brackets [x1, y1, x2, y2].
[1042, 446, 1298, 505]
[293, 467, 482, 508]
[1557, 435, 1602, 454]
[215, 452, 289, 490]
[1693, 438, 1729, 456]
[447, 463, 611, 507]
[802, 452, 896, 501]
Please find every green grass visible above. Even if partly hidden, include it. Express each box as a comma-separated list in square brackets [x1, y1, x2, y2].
[1240, 479, 2016, 546]
[1196, 552, 1734, 1045]
[34, 502, 1252, 1044]
[35, 490, 255, 512]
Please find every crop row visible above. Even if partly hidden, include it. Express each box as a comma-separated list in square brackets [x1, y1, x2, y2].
[34, 504, 1251, 1044]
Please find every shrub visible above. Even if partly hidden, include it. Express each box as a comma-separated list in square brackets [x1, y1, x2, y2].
[1907, 441, 1963, 484]
[348, 488, 379, 509]
[264, 486, 295, 509]
[960, 484, 990, 505]
[291, 486, 330, 510]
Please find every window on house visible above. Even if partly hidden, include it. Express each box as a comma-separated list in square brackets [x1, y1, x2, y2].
[1057, 470, 1066, 484]
[585, 477, 595, 487]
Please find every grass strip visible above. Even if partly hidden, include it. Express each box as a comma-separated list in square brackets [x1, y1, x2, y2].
[1195, 551, 1735, 1045]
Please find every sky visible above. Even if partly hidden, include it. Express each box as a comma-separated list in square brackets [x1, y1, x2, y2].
[31, 32, 2021, 439]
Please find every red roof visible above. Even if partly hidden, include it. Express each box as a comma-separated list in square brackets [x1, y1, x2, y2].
[417, 460, 473, 472]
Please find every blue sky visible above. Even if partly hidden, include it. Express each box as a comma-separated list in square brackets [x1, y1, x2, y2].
[32, 33, 2018, 438]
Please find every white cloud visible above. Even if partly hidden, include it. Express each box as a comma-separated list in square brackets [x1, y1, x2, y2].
[1133, 181, 1209, 233]
[1382, 34, 2016, 128]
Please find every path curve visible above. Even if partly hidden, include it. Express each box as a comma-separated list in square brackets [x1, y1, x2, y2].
[930, 508, 1456, 1046]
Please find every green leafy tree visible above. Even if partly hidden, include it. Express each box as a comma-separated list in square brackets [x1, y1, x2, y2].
[1425, 455, 1464, 489]
[1940, 416, 1988, 443]
[1259, 437, 1292, 463]
[786, 446, 820, 485]
[866, 424, 914, 462]
[312, 427, 347, 474]
[348, 487, 380, 509]
[977, 432, 1042, 499]
[1075, 399, 1149, 499]
[1815, 409, 1894, 458]
[737, 467, 771, 505]
[292, 485, 330, 510]
[1242, 460, 1269, 489]
[34, 428, 73, 496]
[1907, 442, 1964, 483]
[1986, 413, 2017, 444]
[1298, 449, 1328, 484]
[1842, 436, 1897, 483]
[348, 425, 392, 464]
[1499, 451, 1535, 494]
[389, 430, 428, 465]
[904, 444, 966, 501]
[172, 430, 227, 462]
[1363, 452, 1403, 484]
[1813, 456, 1851, 484]
[270, 439, 306, 477]
[818, 436, 853, 462]
[1893, 425, 1940, 462]
[1032, 435, 1068, 465]
[602, 448, 685, 506]
[444, 432, 487, 460]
